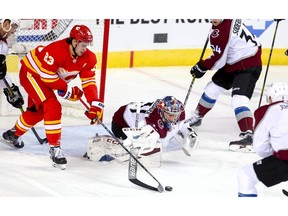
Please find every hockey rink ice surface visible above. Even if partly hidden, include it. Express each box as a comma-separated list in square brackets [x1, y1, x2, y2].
[0, 66, 288, 215]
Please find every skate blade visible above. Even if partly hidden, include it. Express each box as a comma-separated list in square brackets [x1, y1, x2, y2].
[52, 163, 66, 170]
[0, 138, 24, 149]
[229, 144, 255, 153]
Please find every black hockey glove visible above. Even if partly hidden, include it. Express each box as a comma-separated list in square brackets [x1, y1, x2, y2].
[190, 62, 207, 79]
[0, 54, 7, 79]
[3, 84, 24, 108]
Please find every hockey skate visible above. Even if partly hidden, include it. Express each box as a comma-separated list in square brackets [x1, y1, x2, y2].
[187, 113, 202, 127]
[1, 128, 24, 148]
[229, 131, 254, 153]
[49, 146, 67, 170]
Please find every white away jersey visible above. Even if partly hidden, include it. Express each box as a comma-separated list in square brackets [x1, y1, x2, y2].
[202, 19, 262, 72]
[253, 101, 288, 159]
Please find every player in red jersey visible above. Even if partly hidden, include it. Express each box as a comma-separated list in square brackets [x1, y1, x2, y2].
[188, 19, 262, 152]
[2, 25, 104, 169]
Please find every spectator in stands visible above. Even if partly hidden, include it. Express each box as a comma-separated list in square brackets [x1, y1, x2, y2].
[0, 19, 24, 109]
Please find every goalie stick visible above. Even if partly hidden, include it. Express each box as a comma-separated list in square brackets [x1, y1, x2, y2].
[2, 77, 47, 145]
[146, 99, 161, 115]
[129, 147, 163, 192]
[80, 98, 164, 193]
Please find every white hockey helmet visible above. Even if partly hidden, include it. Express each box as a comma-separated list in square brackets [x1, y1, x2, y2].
[266, 82, 288, 103]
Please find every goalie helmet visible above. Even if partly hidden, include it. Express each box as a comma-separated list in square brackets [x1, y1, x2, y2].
[70, 25, 93, 44]
[158, 96, 184, 125]
[266, 82, 288, 103]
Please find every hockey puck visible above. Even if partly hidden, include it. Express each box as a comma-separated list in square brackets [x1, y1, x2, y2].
[165, 186, 173, 191]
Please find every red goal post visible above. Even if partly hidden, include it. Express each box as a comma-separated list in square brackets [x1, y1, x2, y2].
[2, 19, 110, 119]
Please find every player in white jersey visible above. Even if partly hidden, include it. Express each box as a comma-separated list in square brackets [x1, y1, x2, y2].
[188, 19, 262, 152]
[237, 82, 288, 197]
[0, 19, 24, 109]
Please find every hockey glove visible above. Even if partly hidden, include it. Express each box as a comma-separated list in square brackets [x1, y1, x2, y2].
[0, 54, 7, 79]
[58, 86, 83, 102]
[3, 84, 24, 108]
[182, 126, 199, 156]
[85, 101, 105, 124]
[190, 62, 207, 79]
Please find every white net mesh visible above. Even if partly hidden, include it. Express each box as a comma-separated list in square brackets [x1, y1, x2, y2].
[2, 19, 107, 117]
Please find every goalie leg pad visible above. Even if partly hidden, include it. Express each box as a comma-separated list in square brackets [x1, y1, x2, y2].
[86, 134, 128, 162]
[86, 133, 163, 166]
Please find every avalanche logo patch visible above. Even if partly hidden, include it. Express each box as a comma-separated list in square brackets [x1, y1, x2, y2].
[158, 119, 164, 129]
[243, 19, 274, 38]
[211, 29, 220, 38]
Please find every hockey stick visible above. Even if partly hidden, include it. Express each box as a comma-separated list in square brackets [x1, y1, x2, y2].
[80, 98, 164, 192]
[258, 19, 284, 107]
[135, 102, 140, 128]
[2, 77, 47, 145]
[146, 99, 161, 115]
[128, 147, 162, 192]
[183, 34, 209, 107]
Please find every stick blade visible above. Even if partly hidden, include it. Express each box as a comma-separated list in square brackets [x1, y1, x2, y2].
[128, 148, 163, 193]
[129, 178, 161, 192]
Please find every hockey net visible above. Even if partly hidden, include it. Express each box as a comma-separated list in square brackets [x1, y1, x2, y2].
[1, 19, 109, 119]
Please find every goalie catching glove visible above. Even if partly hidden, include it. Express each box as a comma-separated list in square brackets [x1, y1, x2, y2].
[3, 84, 24, 108]
[57, 86, 83, 102]
[85, 101, 105, 124]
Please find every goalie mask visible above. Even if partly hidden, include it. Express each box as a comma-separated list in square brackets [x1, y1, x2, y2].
[266, 82, 288, 103]
[70, 25, 93, 44]
[158, 96, 184, 128]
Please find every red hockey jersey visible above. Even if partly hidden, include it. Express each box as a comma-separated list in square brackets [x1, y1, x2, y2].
[21, 38, 99, 103]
